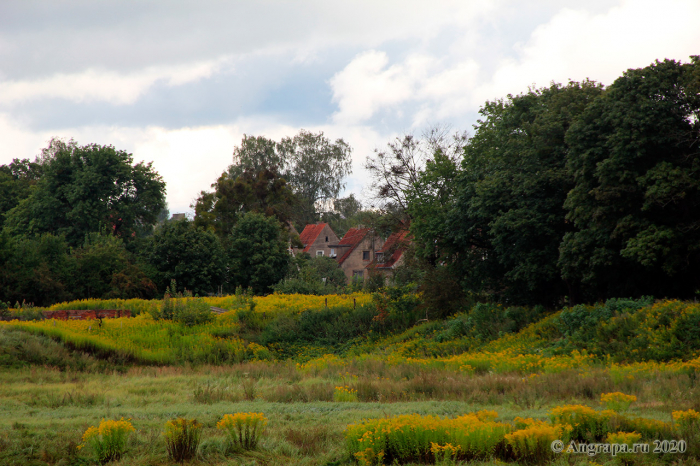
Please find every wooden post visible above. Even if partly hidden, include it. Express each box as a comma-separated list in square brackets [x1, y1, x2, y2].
[354, 298, 356, 309]
[325, 297, 328, 308]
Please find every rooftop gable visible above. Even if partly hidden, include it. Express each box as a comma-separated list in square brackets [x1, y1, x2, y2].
[299, 223, 328, 253]
[336, 227, 369, 264]
[373, 230, 411, 268]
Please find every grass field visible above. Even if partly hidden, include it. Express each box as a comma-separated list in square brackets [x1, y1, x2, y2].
[2, 294, 700, 465]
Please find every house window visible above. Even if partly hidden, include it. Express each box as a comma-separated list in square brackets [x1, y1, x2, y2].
[362, 250, 370, 261]
[316, 250, 324, 257]
[353, 270, 363, 278]
[376, 252, 384, 261]
[325, 236, 329, 242]
[330, 248, 336, 257]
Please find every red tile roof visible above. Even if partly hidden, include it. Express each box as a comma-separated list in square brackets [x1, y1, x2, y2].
[336, 227, 369, 264]
[299, 223, 327, 253]
[373, 230, 410, 268]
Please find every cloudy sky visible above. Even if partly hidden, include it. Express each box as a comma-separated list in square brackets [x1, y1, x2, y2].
[1, 0, 698, 215]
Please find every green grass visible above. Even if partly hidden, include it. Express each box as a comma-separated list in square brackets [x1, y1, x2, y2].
[5, 296, 700, 464]
[1, 357, 700, 465]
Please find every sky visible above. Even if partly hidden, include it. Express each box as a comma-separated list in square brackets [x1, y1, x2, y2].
[1, 0, 698, 215]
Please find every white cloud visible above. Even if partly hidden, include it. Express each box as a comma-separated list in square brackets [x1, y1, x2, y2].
[330, 0, 700, 128]
[0, 57, 231, 106]
[474, 0, 700, 104]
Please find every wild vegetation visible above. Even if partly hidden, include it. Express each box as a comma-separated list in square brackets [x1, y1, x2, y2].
[2, 294, 700, 464]
[1, 57, 699, 464]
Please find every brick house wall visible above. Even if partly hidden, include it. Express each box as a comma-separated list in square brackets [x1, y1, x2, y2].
[335, 228, 384, 283]
[42, 309, 132, 320]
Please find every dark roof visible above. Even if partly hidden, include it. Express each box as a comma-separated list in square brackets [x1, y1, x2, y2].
[372, 230, 410, 269]
[299, 223, 327, 253]
[337, 227, 369, 264]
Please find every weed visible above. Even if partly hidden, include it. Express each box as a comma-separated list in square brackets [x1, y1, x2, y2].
[164, 417, 202, 463]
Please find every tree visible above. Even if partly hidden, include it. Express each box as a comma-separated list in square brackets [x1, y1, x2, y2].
[408, 81, 603, 305]
[228, 134, 282, 179]
[364, 126, 468, 214]
[227, 212, 290, 295]
[277, 130, 352, 225]
[3, 139, 166, 247]
[0, 232, 73, 306]
[69, 233, 156, 300]
[221, 130, 353, 227]
[193, 168, 299, 237]
[147, 219, 226, 296]
[273, 255, 347, 295]
[319, 194, 363, 237]
[560, 57, 700, 300]
[0, 158, 42, 230]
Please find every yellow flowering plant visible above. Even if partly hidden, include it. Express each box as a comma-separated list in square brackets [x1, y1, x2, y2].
[430, 442, 461, 466]
[600, 392, 637, 413]
[505, 422, 570, 463]
[334, 385, 358, 402]
[79, 418, 135, 464]
[217, 413, 267, 451]
[164, 418, 202, 462]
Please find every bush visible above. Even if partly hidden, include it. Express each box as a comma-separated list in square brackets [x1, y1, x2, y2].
[164, 418, 202, 462]
[151, 295, 213, 326]
[217, 413, 267, 451]
[505, 421, 570, 463]
[345, 411, 510, 465]
[333, 386, 358, 402]
[600, 392, 636, 413]
[79, 418, 134, 464]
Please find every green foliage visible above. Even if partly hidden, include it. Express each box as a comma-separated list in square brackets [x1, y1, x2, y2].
[164, 418, 202, 463]
[3, 138, 165, 247]
[152, 283, 214, 326]
[561, 57, 700, 300]
[71, 232, 156, 300]
[420, 81, 603, 306]
[227, 212, 290, 295]
[193, 168, 299, 236]
[147, 219, 226, 297]
[0, 232, 73, 306]
[273, 255, 347, 295]
[0, 158, 42, 230]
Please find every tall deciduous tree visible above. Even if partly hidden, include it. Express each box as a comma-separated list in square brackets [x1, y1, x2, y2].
[215, 130, 352, 228]
[561, 57, 700, 300]
[226, 212, 290, 295]
[365, 126, 468, 213]
[193, 168, 299, 237]
[277, 130, 352, 225]
[3, 139, 166, 247]
[147, 219, 226, 296]
[0, 158, 42, 230]
[410, 81, 603, 305]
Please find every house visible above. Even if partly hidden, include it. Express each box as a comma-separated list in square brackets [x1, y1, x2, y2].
[295, 223, 340, 258]
[366, 230, 411, 281]
[333, 227, 384, 282]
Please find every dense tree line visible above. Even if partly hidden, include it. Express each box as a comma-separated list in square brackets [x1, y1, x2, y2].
[0, 131, 355, 306]
[2, 58, 697, 308]
[379, 57, 700, 306]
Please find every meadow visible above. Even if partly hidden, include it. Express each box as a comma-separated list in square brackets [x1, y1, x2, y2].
[2, 293, 700, 465]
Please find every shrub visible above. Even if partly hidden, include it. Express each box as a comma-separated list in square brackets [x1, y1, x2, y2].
[505, 422, 570, 463]
[549, 405, 613, 441]
[79, 418, 134, 464]
[673, 409, 700, 457]
[217, 413, 267, 451]
[333, 386, 358, 402]
[430, 442, 461, 465]
[164, 418, 202, 463]
[345, 411, 510, 465]
[600, 392, 636, 413]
